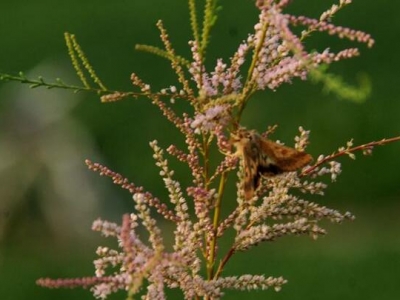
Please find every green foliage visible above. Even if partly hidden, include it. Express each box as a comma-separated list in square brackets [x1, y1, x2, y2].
[64, 32, 107, 92]
[310, 65, 371, 103]
[135, 44, 191, 67]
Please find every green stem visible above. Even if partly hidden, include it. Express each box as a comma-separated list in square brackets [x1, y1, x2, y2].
[236, 19, 269, 121]
[207, 171, 228, 279]
[0, 73, 193, 102]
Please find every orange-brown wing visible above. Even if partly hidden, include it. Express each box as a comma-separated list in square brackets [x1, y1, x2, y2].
[242, 152, 259, 200]
[241, 137, 264, 200]
[259, 139, 312, 172]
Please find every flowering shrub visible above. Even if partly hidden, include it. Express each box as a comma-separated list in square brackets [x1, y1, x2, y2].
[3, 0, 399, 299]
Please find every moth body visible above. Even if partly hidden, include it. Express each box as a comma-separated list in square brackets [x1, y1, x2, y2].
[231, 128, 312, 200]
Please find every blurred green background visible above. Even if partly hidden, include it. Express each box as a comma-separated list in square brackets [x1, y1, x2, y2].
[0, 0, 399, 299]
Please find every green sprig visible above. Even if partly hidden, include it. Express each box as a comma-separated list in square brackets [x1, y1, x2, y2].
[310, 65, 371, 103]
[135, 44, 191, 67]
[64, 32, 107, 92]
[0, 72, 92, 93]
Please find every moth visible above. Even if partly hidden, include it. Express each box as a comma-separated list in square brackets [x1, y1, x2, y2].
[231, 128, 312, 200]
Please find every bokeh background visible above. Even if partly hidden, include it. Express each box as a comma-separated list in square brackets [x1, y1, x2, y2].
[0, 0, 399, 299]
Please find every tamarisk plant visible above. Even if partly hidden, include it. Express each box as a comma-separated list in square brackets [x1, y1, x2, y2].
[3, 0, 399, 299]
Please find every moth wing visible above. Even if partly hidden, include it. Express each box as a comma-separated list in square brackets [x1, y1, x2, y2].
[242, 146, 261, 200]
[259, 139, 312, 172]
[276, 152, 313, 171]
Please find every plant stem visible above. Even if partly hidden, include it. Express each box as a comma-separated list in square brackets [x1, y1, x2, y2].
[214, 247, 236, 279]
[207, 171, 228, 279]
[237, 20, 269, 120]
[302, 136, 400, 176]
